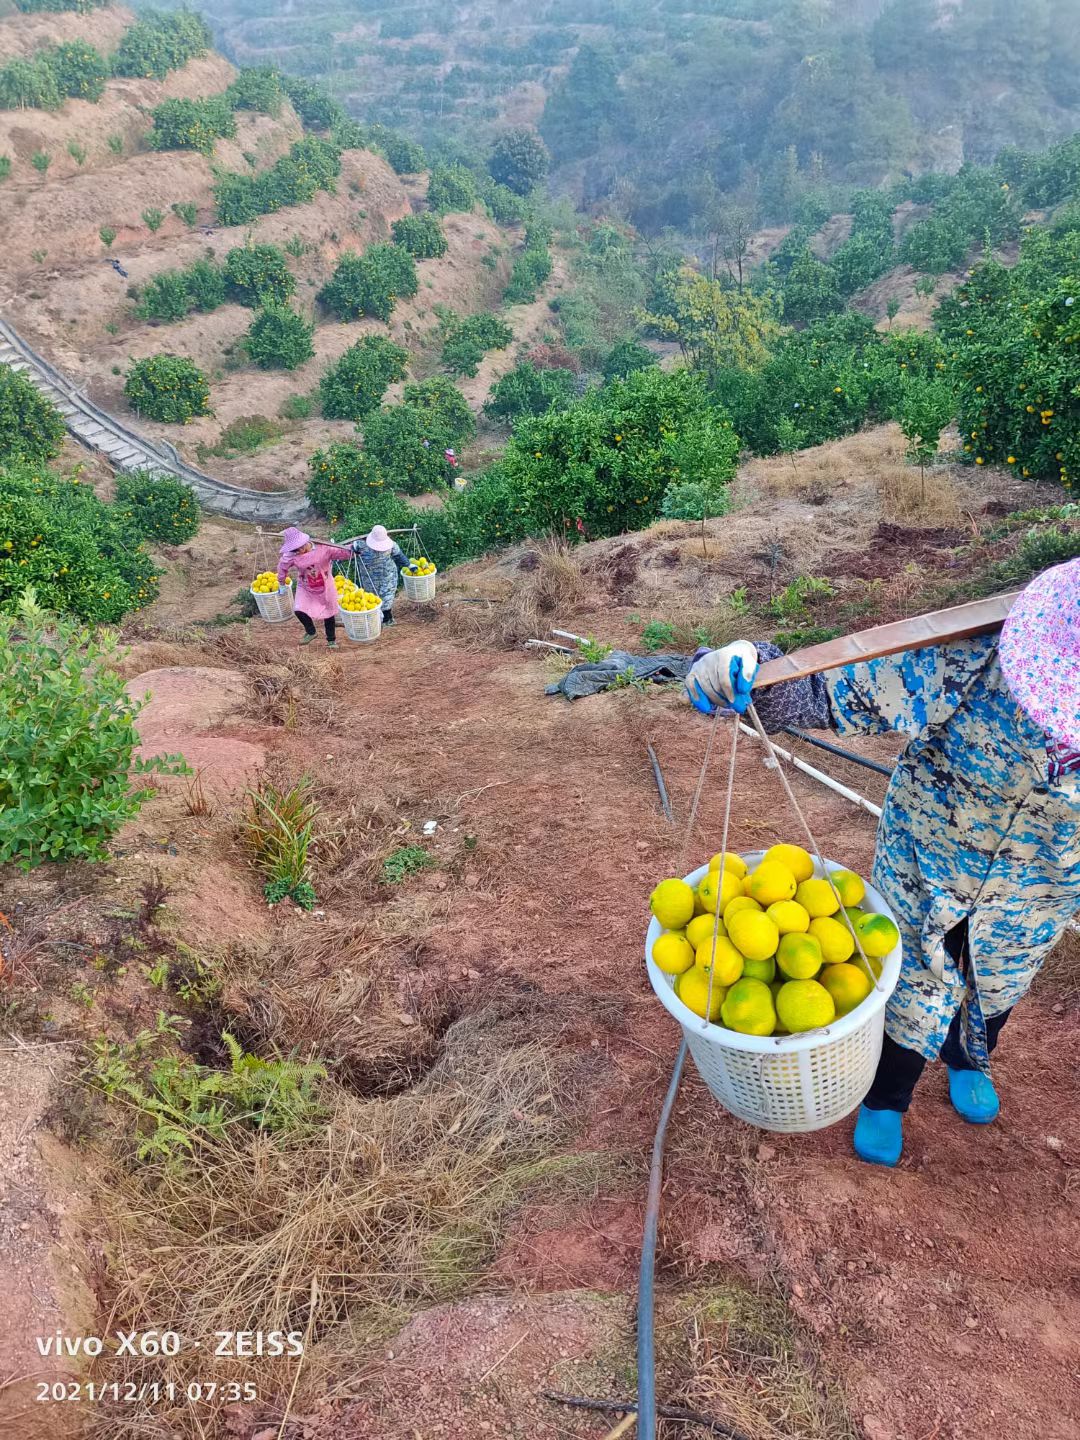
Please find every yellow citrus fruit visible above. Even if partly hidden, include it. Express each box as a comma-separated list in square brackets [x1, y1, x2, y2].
[795, 877, 840, 918]
[775, 979, 835, 1033]
[686, 913, 725, 949]
[776, 931, 823, 980]
[747, 860, 797, 906]
[708, 851, 748, 878]
[766, 899, 810, 935]
[742, 955, 776, 983]
[651, 878, 695, 930]
[694, 937, 744, 986]
[854, 911, 900, 958]
[724, 894, 762, 925]
[697, 867, 742, 916]
[840, 906, 866, 932]
[808, 916, 855, 965]
[831, 869, 866, 907]
[721, 977, 776, 1036]
[820, 962, 872, 1016]
[726, 909, 780, 962]
[764, 843, 814, 882]
[676, 965, 725, 1020]
[652, 931, 695, 975]
[770, 981, 790, 1033]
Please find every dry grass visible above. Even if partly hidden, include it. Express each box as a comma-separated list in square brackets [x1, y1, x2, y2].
[877, 463, 963, 526]
[661, 1283, 857, 1440]
[745, 427, 906, 503]
[443, 538, 597, 649]
[87, 1007, 601, 1439]
[1035, 927, 1080, 1005]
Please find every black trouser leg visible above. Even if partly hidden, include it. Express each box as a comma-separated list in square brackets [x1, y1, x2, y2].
[324, 616, 337, 643]
[296, 611, 315, 636]
[382, 606, 395, 626]
[940, 1005, 1011, 1070]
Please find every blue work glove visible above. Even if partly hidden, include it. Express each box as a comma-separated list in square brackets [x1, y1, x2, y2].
[685, 642, 760, 716]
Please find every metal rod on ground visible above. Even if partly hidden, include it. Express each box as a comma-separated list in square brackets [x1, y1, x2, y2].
[542, 1391, 751, 1439]
[782, 727, 895, 779]
[552, 628, 589, 645]
[525, 639, 575, 653]
[738, 723, 883, 820]
[638, 1037, 688, 1440]
[647, 744, 674, 824]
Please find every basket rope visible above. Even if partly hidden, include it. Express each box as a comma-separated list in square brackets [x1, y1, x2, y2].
[680, 699, 882, 1038]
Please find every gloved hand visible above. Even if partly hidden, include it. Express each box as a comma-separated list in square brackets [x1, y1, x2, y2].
[685, 641, 759, 716]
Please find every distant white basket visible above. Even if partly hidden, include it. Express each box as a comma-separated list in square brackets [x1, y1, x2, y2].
[250, 583, 294, 623]
[339, 604, 383, 643]
[645, 851, 903, 1133]
[402, 569, 437, 603]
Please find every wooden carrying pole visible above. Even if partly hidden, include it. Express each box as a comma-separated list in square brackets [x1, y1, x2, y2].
[754, 590, 1021, 691]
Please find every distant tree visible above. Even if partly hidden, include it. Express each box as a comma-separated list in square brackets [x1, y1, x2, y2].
[711, 204, 757, 289]
[540, 44, 622, 163]
[781, 248, 843, 325]
[640, 269, 782, 382]
[487, 129, 550, 196]
[601, 339, 657, 382]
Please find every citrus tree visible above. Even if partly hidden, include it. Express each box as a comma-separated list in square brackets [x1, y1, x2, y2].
[125, 355, 210, 422]
[0, 367, 65, 465]
[319, 336, 408, 421]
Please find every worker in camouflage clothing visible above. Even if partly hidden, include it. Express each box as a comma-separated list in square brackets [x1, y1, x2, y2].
[685, 559, 1080, 1167]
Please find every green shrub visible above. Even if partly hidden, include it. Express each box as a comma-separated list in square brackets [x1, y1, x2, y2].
[280, 74, 345, 131]
[504, 245, 553, 304]
[112, 471, 200, 545]
[318, 243, 418, 322]
[0, 58, 62, 111]
[0, 589, 185, 868]
[488, 128, 550, 196]
[148, 96, 236, 156]
[245, 305, 314, 371]
[602, 338, 657, 381]
[481, 179, 529, 226]
[136, 259, 226, 322]
[0, 367, 65, 465]
[391, 213, 447, 258]
[427, 163, 478, 214]
[171, 200, 198, 226]
[0, 157, 10, 182]
[402, 375, 475, 446]
[111, 9, 211, 81]
[661, 478, 729, 521]
[484, 361, 575, 421]
[223, 244, 295, 307]
[899, 214, 968, 274]
[30, 150, 51, 174]
[441, 312, 513, 377]
[366, 124, 424, 174]
[225, 66, 284, 115]
[99, 225, 116, 247]
[142, 207, 164, 233]
[47, 40, 108, 101]
[125, 355, 210, 423]
[279, 392, 313, 420]
[319, 336, 409, 421]
[307, 441, 389, 521]
[0, 467, 160, 624]
[213, 137, 341, 226]
[106, 134, 123, 156]
[780, 248, 843, 324]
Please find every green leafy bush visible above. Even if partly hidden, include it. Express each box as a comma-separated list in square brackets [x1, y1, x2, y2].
[224, 244, 295, 307]
[307, 441, 389, 522]
[780, 248, 843, 324]
[0, 57, 62, 110]
[280, 74, 345, 131]
[488, 128, 550, 196]
[30, 150, 51, 174]
[111, 9, 211, 81]
[427, 163, 478, 215]
[402, 375, 476, 446]
[171, 201, 198, 226]
[125, 355, 211, 423]
[225, 66, 284, 115]
[142, 207, 164, 232]
[391, 213, 447, 258]
[213, 136, 341, 226]
[279, 392, 313, 420]
[0, 157, 10, 182]
[112, 471, 200, 545]
[504, 222, 553, 304]
[319, 336, 409, 421]
[317, 243, 418, 322]
[0, 466, 160, 623]
[602, 338, 657, 381]
[481, 179, 529, 226]
[366, 124, 424, 174]
[245, 305, 315, 371]
[0, 590, 185, 868]
[148, 96, 236, 156]
[361, 405, 451, 495]
[484, 361, 575, 421]
[136, 269, 195, 322]
[0, 367, 65, 465]
[47, 40, 108, 101]
[99, 225, 116, 247]
[441, 312, 513, 377]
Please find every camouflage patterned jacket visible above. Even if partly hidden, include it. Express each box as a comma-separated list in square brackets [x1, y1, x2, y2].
[753, 634, 1080, 1065]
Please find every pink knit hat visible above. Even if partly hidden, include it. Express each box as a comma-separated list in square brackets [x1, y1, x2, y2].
[365, 525, 393, 553]
[999, 559, 1080, 749]
[280, 527, 311, 553]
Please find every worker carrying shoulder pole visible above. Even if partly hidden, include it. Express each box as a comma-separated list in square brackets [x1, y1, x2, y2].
[684, 559, 1080, 1168]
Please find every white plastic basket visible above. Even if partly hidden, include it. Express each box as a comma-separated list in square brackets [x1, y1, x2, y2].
[250, 582, 294, 623]
[402, 568, 437, 603]
[645, 851, 903, 1133]
[339, 604, 383, 643]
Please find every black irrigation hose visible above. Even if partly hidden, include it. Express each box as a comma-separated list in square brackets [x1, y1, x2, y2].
[542, 1390, 753, 1440]
[637, 1037, 688, 1440]
[781, 727, 895, 779]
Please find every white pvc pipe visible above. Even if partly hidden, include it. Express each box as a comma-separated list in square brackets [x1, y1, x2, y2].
[738, 722, 884, 820]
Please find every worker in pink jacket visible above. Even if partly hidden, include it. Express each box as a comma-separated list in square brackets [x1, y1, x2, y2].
[276, 527, 351, 648]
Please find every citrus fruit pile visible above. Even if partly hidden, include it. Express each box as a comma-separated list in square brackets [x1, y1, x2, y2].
[335, 574, 382, 613]
[649, 844, 899, 1037]
[405, 558, 437, 577]
[252, 571, 290, 594]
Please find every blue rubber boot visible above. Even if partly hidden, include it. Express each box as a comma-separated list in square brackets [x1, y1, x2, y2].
[947, 1067, 999, 1123]
[853, 1104, 903, 1167]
